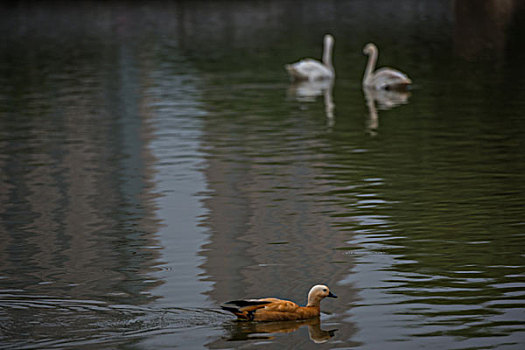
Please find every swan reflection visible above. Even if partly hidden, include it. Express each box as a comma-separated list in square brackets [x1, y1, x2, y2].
[288, 79, 335, 127]
[224, 317, 337, 344]
[363, 87, 410, 135]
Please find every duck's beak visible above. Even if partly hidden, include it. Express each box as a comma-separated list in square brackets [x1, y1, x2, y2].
[328, 291, 337, 298]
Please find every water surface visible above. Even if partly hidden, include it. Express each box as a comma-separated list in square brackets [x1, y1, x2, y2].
[1, 1, 524, 349]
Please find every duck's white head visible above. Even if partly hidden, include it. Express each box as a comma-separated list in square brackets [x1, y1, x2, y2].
[363, 42, 377, 55]
[307, 284, 337, 307]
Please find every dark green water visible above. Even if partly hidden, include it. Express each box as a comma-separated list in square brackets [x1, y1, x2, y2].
[1, 1, 524, 349]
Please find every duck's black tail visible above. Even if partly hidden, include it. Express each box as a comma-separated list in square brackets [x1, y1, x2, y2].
[221, 299, 271, 320]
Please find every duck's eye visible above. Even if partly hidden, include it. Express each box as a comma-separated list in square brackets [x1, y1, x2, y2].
[323, 289, 327, 292]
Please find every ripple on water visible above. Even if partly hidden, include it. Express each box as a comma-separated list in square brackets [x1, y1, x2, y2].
[0, 293, 228, 349]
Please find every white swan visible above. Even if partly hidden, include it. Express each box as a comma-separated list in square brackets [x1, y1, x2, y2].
[362, 43, 411, 90]
[286, 34, 335, 81]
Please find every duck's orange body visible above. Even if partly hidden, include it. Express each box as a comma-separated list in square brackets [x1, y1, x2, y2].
[221, 285, 337, 322]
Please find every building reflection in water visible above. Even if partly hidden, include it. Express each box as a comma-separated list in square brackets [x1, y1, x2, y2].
[0, 6, 162, 305]
[198, 82, 358, 343]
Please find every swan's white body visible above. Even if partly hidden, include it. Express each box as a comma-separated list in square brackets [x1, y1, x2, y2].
[362, 43, 411, 90]
[286, 35, 335, 81]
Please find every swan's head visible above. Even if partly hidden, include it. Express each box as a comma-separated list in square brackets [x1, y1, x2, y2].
[363, 43, 377, 55]
[324, 34, 335, 48]
[307, 284, 337, 306]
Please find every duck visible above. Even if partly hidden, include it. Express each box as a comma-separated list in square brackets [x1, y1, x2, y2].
[286, 35, 335, 81]
[362, 43, 412, 90]
[221, 284, 337, 322]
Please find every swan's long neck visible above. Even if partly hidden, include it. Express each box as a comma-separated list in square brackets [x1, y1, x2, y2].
[322, 37, 334, 72]
[363, 46, 378, 85]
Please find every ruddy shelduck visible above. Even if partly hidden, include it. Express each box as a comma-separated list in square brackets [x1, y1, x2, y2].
[221, 284, 337, 321]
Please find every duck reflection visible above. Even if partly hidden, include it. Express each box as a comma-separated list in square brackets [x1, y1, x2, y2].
[224, 317, 337, 344]
[363, 87, 410, 135]
[288, 79, 335, 127]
